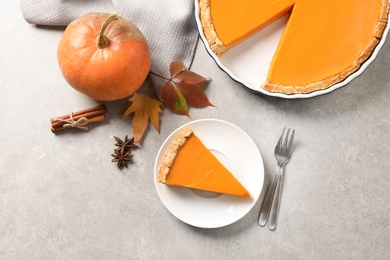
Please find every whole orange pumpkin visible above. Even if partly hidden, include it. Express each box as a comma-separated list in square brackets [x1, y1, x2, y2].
[57, 13, 151, 101]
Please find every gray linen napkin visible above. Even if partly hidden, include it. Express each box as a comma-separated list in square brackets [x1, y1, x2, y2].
[19, 0, 199, 91]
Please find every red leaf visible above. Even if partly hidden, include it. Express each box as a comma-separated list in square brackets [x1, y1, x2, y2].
[159, 60, 213, 117]
[176, 82, 214, 108]
[160, 81, 189, 116]
[160, 81, 177, 110]
[175, 70, 209, 84]
[169, 61, 184, 78]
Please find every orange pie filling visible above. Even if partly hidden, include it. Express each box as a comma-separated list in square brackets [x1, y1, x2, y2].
[199, 0, 389, 94]
[158, 126, 251, 198]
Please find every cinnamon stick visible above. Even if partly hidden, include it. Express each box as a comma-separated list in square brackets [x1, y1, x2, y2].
[51, 104, 106, 123]
[50, 104, 107, 133]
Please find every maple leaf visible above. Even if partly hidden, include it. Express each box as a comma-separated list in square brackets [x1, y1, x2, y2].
[159, 61, 213, 116]
[123, 93, 163, 143]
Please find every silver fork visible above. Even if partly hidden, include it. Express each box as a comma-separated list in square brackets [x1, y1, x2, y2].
[268, 129, 295, 230]
[258, 127, 295, 229]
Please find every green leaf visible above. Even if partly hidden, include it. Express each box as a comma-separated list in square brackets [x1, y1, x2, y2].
[174, 90, 189, 116]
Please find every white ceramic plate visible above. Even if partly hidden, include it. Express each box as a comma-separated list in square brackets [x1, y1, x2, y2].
[154, 119, 264, 228]
[194, 1, 390, 99]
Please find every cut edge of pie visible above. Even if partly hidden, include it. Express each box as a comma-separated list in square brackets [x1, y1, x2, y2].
[158, 126, 252, 198]
[199, 0, 390, 95]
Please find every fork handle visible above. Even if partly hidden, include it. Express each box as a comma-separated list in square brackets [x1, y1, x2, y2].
[258, 165, 281, 226]
[268, 166, 285, 231]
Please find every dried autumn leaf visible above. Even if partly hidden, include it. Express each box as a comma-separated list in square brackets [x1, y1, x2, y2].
[175, 70, 208, 84]
[176, 82, 213, 108]
[161, 81, 189, 116]
[160, 61, 213, 116]
[169, 61, 184, 78]
[123, 93, 163, 143]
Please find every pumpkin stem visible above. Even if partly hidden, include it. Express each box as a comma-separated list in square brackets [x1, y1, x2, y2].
[96, 12, 119, 49]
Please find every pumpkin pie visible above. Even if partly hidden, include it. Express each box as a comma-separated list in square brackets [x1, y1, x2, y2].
[199, 0, 389, 94]
[158, 126, 251, 198]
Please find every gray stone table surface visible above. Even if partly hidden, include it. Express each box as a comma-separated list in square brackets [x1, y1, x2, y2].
[1, 1, 390, 259]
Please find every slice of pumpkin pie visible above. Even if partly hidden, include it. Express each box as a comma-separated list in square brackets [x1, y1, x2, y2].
[158, 126, 251, 198]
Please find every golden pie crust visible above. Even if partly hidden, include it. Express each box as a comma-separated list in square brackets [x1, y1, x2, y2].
[158, 126, 193, 184]
[199, 0, 389, 95]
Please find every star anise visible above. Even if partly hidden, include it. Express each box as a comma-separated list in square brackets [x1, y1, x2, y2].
[111, 147, 133, 169]
[111, 135, 139, 170]
[114, 135, 138, 152]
